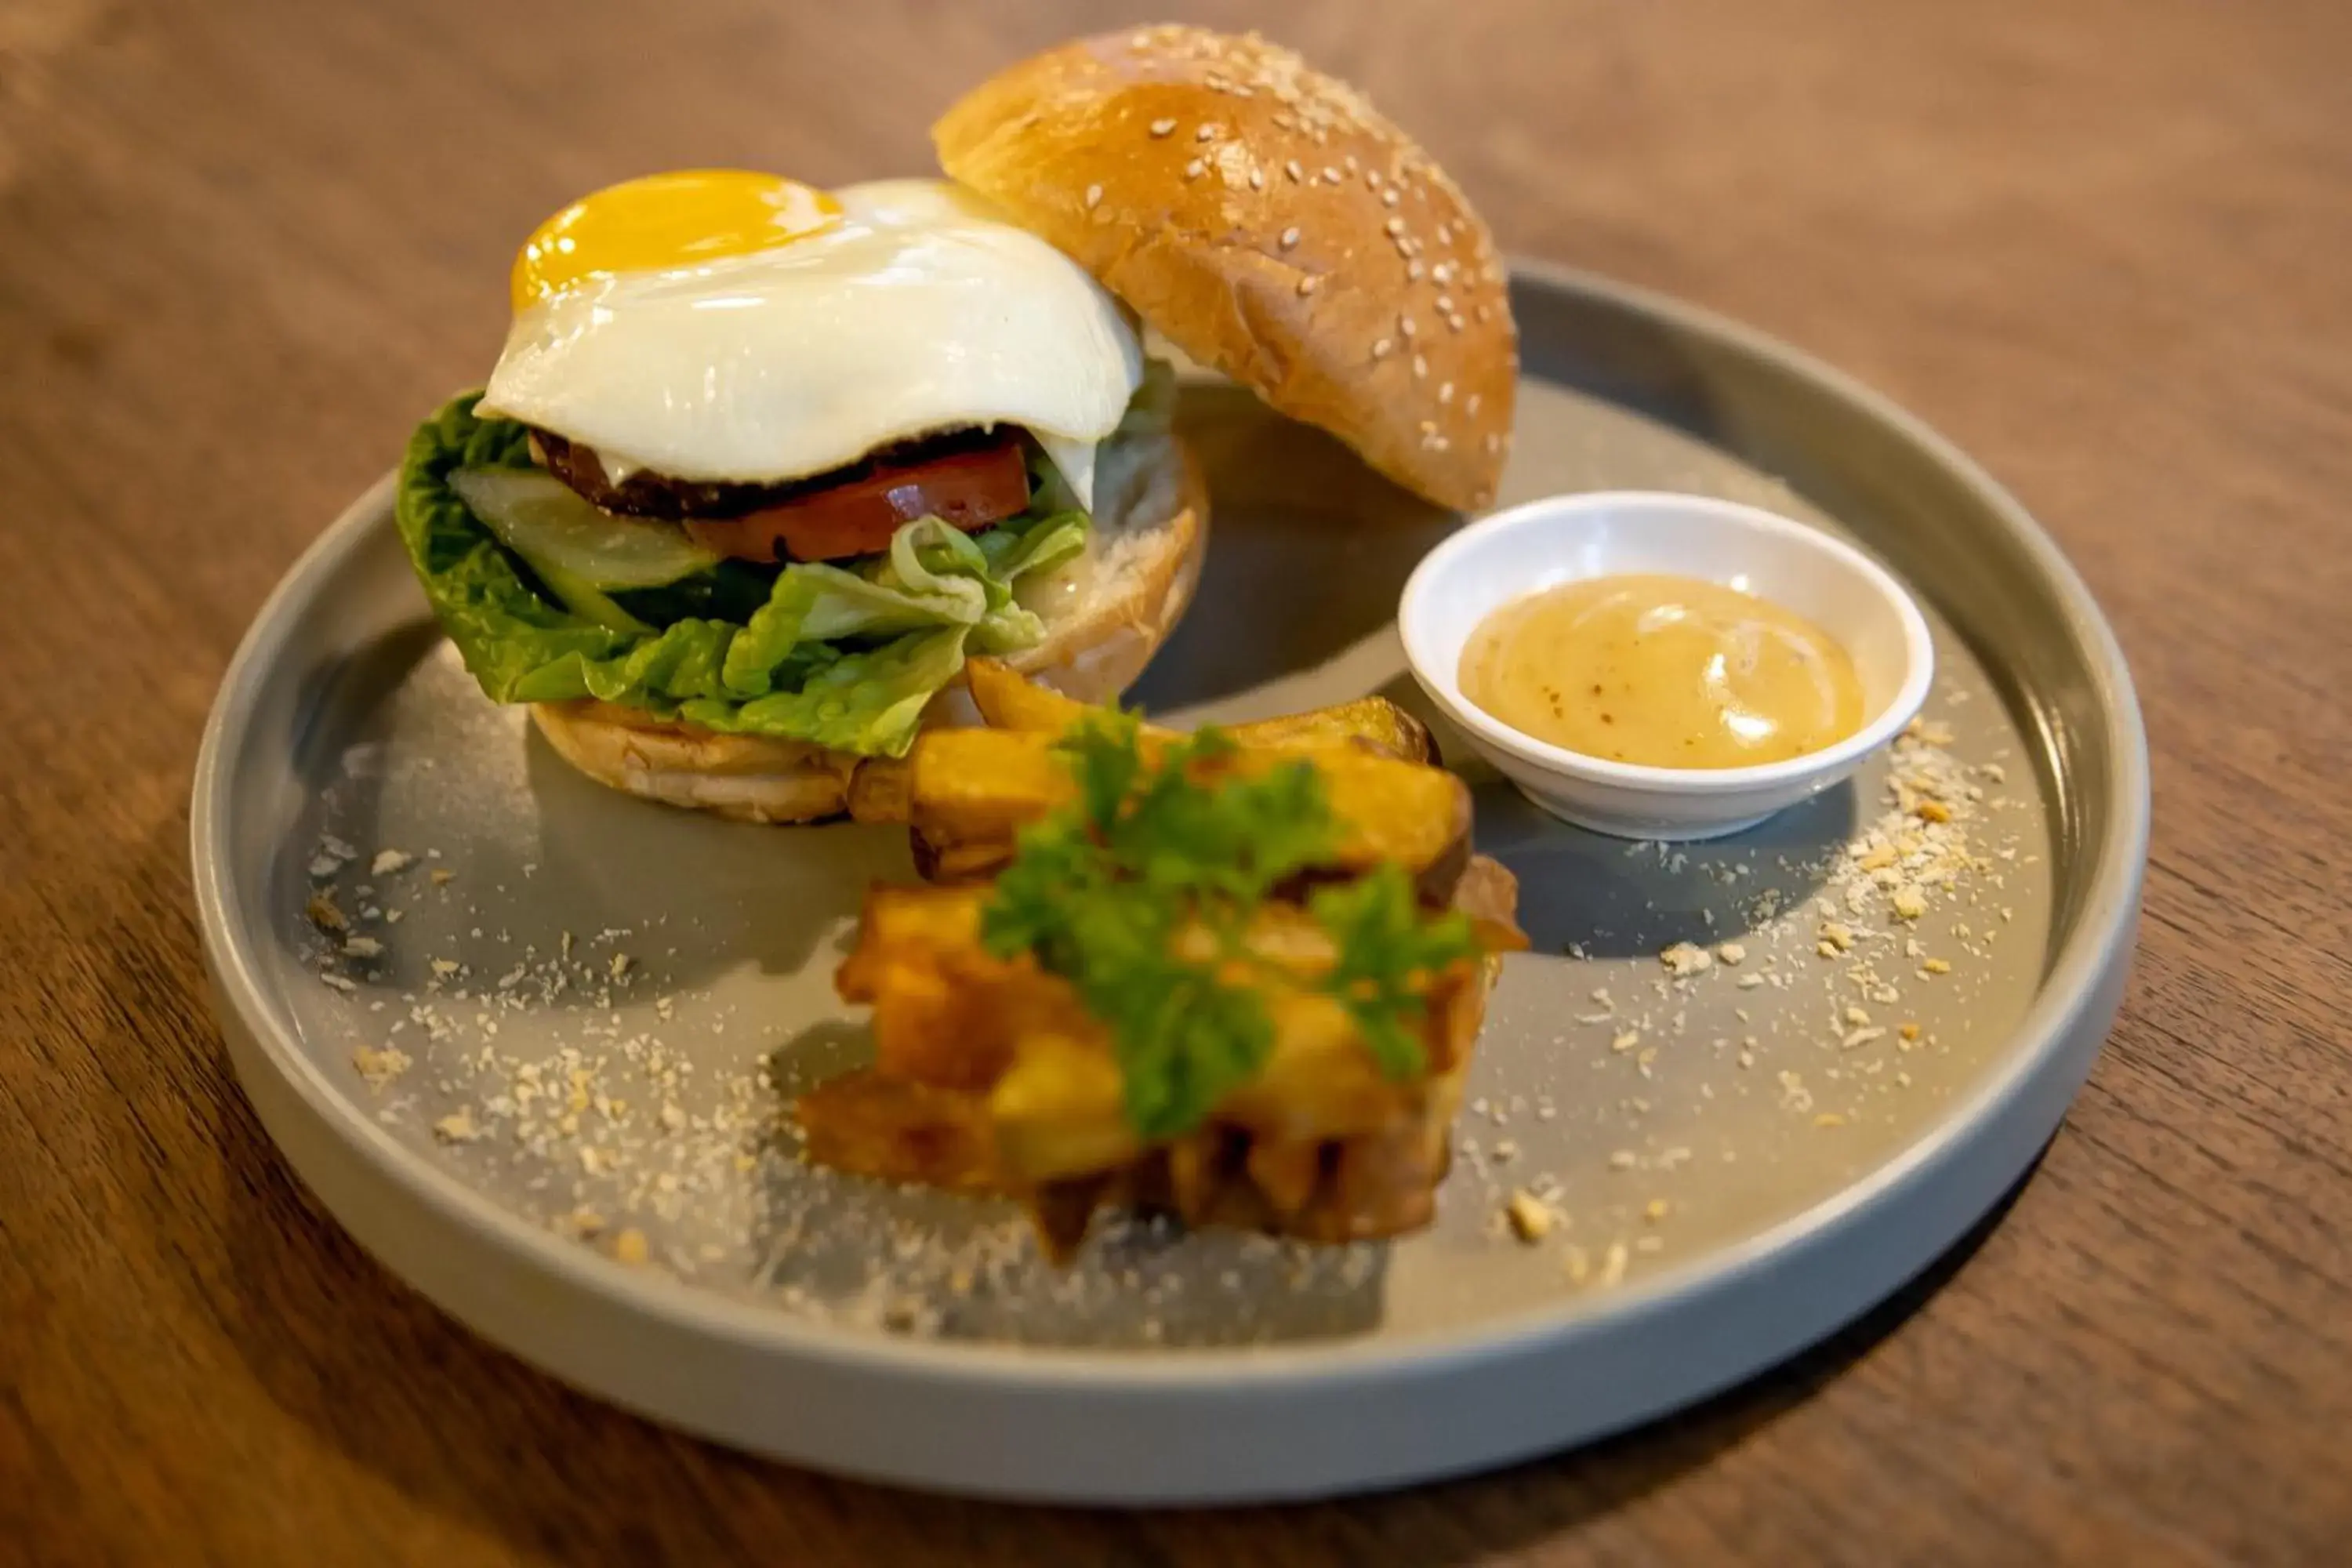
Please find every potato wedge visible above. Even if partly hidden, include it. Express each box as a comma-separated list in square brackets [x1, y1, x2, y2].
[845, 756, 913, 825]
[964, 657, 1096, 733]
[797, 1070, 1007, 1195]
[964, 657, 1437, 764]
[1225, 697, 1438, 766]
[907, 729, 1473, 900]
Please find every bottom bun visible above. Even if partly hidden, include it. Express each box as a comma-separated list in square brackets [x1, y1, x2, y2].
[530, 431, 1207, 823]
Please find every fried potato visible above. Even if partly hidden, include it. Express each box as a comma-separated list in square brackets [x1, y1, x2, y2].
[845, 756, 913, 825]
[963, 657, 1438, 764]
[823, 869, 1512, 1207]
[907, 729, 1473, 900]
[1225, 697, 1438, 766]
[964, 657, 1097, 733]
[797, 1069, 1007, 1195]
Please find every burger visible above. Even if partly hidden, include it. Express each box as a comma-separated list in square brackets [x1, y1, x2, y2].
[394, 24, 1515, 822]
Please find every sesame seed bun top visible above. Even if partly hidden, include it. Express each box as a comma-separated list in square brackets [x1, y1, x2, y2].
[933, 24, 1518, 513]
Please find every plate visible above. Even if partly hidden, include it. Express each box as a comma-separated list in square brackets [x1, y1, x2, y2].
[192, 263, 2148, 1504]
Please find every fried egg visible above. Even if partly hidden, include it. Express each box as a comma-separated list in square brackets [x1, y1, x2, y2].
[477, 172, 1143, 510]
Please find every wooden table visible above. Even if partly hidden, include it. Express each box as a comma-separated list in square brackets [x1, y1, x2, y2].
[5, 0, 2347, 1560]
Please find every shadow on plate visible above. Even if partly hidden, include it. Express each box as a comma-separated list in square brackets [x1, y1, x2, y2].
[262, 619, 916, 1004]
[1130, 383, 1458, 713]
[1374, 670, 1846, 960]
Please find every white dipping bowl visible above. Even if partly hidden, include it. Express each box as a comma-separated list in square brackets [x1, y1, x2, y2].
[1399, 491, 1935, 840]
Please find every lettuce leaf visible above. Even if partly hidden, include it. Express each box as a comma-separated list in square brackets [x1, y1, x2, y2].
[394, 393, 1089, 758]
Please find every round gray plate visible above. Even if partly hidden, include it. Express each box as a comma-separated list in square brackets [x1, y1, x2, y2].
[193, 263, 2148, 1504]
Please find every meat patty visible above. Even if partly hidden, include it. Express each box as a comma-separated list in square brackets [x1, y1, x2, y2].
[529, 426, 1032, 564]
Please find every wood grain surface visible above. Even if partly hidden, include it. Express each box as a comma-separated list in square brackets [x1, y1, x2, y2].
[3, 0, 2348, 1562]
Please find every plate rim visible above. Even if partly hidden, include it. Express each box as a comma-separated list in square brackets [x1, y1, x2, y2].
[191, 258, 2150, 1478]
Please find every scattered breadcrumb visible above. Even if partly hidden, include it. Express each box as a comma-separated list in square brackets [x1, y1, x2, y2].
[1660, 942, 1712, 977]
[370, 849, 413, 876]
[430, 868, 455, 886]
[342, 935, 383, 959]
[350, 1044, 410, 1091]
[304, 892, 347, 932]
[1715, 942, 1747, 966]
[612, 1228, 650, 1265]
[1504, 1191, 1553, 1242]
[432, 1109, 481, 1143]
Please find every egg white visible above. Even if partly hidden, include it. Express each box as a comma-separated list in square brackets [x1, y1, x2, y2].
[477, 179, 1142, 509]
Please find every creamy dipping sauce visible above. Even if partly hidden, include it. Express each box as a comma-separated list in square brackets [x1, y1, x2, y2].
[1459, 573, 1864, 768]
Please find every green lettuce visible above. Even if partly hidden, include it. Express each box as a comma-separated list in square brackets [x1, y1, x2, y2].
[394, 393, 1088, 757]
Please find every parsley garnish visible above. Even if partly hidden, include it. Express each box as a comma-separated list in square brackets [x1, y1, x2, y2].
[980, 710, 1479, 1139]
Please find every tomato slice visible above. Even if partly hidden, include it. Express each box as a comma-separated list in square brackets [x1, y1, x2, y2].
[684, 437, 1031, 564]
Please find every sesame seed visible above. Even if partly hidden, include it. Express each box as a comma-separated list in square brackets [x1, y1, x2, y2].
[1297, 274, 1319, 296]
[1150, 118, 1178, 137]
[1385, 216, 1405, 236]
[1412, 354, 1428, 378]
[1433, 261, 1457, 283]
[1436, 294, 1454, 313]
[1381, 187, 1400, 207]
[1399, 315, 1417, 337]
[1407, 259, 1425, 279]
[1285, 158, 1305, 182]
[1450, 313, 1467, 331]
[1083, 183, 1102, 209]
[1279, 226, 1301, 249]
[1196, 124, 1220, 141]
[1364, 169, 1381, 189]
[1475, 303, 1492, 322]
[1372, 337, 1393, 358]
[1439, 381, 1454, 404]
[1485, 432, 1502, 453]
[1323, 165, 1341, 182]
[1435, 223, 1451, 244]
[1466, 393, 1483, 414]
[1184, 158, 1204, 179]
[1250, 169, 1265, 191]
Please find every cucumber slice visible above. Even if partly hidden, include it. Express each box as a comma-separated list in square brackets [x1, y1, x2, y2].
[450, 466, 720, 590]
[532, 560, 653, 634]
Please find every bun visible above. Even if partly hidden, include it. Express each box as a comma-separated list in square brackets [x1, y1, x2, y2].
[934, 24, 1516, 512]
[529, 432, 1207, 822]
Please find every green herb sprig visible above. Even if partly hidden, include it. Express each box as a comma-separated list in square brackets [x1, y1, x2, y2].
[980, 710, 1479, 1139]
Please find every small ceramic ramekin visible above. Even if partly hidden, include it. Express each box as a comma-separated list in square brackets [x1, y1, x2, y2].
[1399, 491, 1935, 840]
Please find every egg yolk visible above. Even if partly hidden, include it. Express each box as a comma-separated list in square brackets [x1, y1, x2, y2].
[510, 170, 844, 313]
